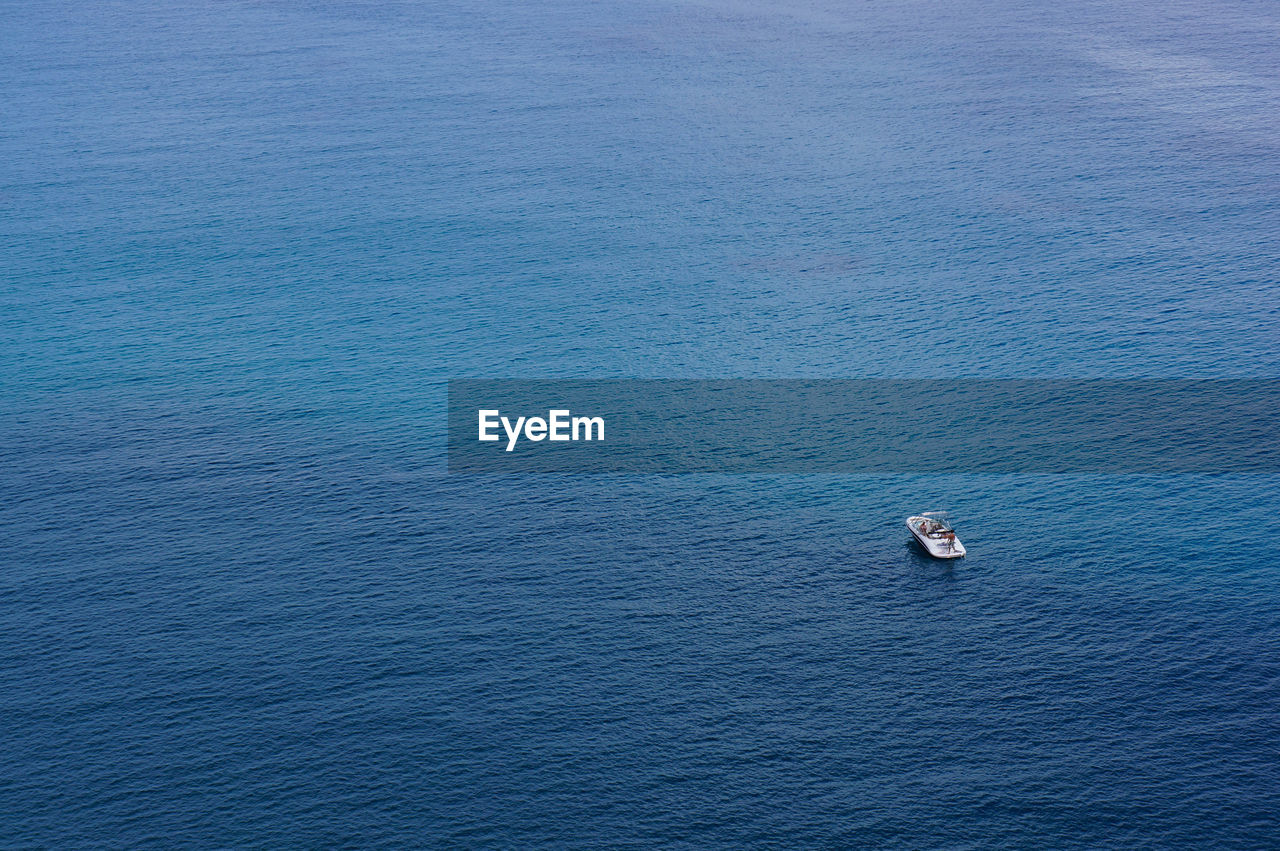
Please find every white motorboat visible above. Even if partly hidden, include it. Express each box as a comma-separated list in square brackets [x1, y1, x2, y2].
[906, 512, 966, 559]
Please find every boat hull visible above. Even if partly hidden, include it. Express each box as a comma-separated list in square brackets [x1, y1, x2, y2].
[906, 517, 966, 559]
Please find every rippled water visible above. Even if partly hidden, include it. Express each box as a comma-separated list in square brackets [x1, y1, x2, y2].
[3, 0, 1279, 845]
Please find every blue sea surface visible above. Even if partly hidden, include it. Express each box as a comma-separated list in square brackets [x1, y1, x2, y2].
[3, 0, 1280, 845]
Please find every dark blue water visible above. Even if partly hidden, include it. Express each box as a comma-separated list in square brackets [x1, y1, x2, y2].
[3, 0, 1279, 845]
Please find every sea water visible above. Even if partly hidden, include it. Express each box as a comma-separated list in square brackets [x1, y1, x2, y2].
[2, 0, 1279, 845]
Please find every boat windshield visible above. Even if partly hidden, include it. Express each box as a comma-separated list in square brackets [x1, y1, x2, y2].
[918, 512, 955, 534]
